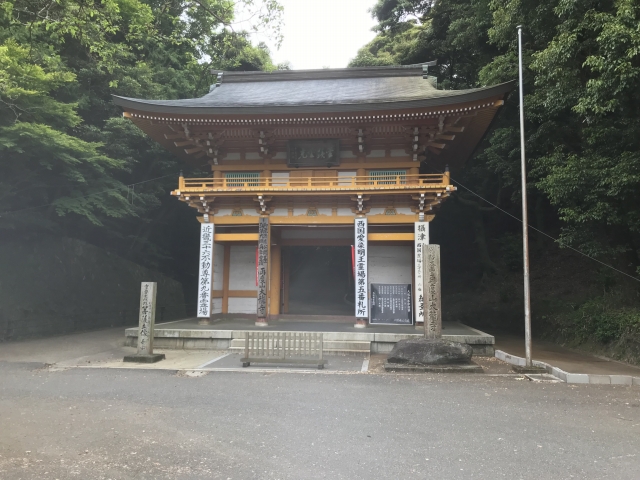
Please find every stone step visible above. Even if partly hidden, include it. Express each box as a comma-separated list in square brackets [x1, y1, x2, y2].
[229, 338, 371, 353]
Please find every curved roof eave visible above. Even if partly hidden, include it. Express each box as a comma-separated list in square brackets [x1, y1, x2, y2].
[112, 81, 515, 116]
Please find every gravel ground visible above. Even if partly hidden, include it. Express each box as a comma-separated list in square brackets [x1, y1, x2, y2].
[1, 361, 639, 479]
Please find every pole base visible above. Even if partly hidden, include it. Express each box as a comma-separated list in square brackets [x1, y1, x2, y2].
[255, 318, 269, 327]
[198, 318, 211, 325]
[354, 318, 368, 328]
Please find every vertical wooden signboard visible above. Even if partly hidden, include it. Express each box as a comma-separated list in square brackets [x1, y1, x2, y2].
[414, 221, 429, 325]
[354, 218, 368, 319]
[197, 223, 214, 319]
[423, 244, 442, 339]
[256, 217, 269, 321]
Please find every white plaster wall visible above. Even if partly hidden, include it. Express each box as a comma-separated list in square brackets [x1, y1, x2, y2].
[216, 208, 233, 216]
[368, 149, 385, 158]
[293, 208, 308, 216]
[337, 208, 354, 216]
[272, 208, 289, 216]
[213, 243, 224, 290]
[340, 150, 356, 159]
[228, 298, 257, 314]
[369, 208, 385, 215]
[271, 172, 289, 186]
[229, 245, 257, 290]
[396, 207, 413, 215]
[317, 208, 332, 216]
[211, 298, 223, 315]
[273, 151, 287, 160]
[390, 149, 410, 157]
[369, 246, 412, 286]
[224, 152, 241, 161]
[282, 229, 352, 239]
[245, 152, 261, 160]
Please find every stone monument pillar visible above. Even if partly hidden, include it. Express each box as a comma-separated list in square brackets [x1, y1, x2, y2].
[423, 244, 442, 339]
[124, 282, 165, 363]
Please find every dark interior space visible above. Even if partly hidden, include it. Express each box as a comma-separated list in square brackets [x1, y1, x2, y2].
[286, 246, 354, 316]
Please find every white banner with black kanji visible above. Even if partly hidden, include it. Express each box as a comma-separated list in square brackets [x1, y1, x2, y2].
[414, 221, 429, 324]
[354, 218, 368, 318]
[197, 223, 214, 318]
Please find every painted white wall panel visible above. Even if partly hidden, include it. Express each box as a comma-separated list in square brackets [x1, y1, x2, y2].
[273, 151, 287, 159]
[369, 246, 412, 286]
[369, 208, 385, 215]
[245, 152, 261, 160]
[396, 207, 413, 215]
[216, 208, 233, 216]
[224, 152, 241, 161]
[337, 208, 354, 216]
[213, 243, 224, 290]
[228, 298, 257, 314]
[272, 208, 289, 216]
[271, 172, 290, 186]
[211, 298, 223, 314]
[293, 208, 308, 216]
[317, 208, 332, 216]
[229, 245, 257, 290]
[340, 150, 356, 159]
[390, 149, 410, 157]
[368, 149, 385, 158]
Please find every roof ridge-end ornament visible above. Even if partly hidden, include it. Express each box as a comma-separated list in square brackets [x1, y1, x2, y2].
[209, 72, 224, 92]
[422, 61, 438, 88]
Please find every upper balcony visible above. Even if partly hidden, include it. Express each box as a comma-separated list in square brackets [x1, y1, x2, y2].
[173, 173, 454, 198]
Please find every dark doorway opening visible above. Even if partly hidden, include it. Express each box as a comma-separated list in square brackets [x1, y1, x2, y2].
[285, 246, 354, 316]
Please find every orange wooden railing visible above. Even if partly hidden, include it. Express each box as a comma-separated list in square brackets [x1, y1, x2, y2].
[177, 174, 450, 192]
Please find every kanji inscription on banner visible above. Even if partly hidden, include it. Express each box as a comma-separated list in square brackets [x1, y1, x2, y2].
[414, 221, 429, 324]
[256, 217, 269, 318]
[197, 223, 214, 318]
[423, 244, 442, 339]
[354, 218, 368, 318]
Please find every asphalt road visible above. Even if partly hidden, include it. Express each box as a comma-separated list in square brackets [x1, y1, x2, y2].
[1, 362, 639, 479]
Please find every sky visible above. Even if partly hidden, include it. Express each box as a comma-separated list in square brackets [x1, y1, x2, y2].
[248, 0, 380, 70]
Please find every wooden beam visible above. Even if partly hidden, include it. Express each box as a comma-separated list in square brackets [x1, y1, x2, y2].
[228, 290, 257, 298]
[214, 233, 259, 242]
[368, 233, 415, 241]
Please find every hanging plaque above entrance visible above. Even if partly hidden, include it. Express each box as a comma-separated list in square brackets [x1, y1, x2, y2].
[287, 139, 340, 168]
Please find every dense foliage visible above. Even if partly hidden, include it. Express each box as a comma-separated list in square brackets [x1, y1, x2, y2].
[352, 0, 640, 356]
[0, 0, 282, 270]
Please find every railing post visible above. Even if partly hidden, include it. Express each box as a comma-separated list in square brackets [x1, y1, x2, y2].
[179, 172, 185, 190]
[444, 165, 451, 185]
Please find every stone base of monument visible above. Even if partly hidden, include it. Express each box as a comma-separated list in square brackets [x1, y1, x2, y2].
[383, 338, 482, 373]
[123, 353, 166, 363]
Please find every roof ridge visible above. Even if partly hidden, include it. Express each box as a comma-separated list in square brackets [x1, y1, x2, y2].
[210, 65, 429, 83]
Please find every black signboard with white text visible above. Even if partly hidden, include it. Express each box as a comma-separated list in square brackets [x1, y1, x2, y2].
[369, 283, 413, 325]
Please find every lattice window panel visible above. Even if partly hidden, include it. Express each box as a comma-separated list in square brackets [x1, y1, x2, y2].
[369, 170, 406, 185]
[225, 172, 260, 187]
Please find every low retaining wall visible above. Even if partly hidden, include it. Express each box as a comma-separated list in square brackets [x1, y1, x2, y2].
[495, 350, 640, 385]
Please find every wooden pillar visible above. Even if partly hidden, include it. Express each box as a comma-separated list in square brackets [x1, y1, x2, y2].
[354, 217, 368, 328]
[222, 244, 231, 314]
[256, 216, 270, 326]
[269, 245, 282, 316]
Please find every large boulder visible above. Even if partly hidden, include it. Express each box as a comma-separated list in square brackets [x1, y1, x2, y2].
[387, 338, 473, 365]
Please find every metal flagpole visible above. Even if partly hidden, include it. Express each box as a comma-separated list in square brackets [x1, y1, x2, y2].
[517, 25, 533, 367]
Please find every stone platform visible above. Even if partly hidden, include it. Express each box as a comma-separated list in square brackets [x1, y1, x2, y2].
[125, 318, 495, 355]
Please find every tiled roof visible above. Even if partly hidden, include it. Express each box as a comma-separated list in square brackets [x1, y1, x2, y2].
[113, 65, 514, 115]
